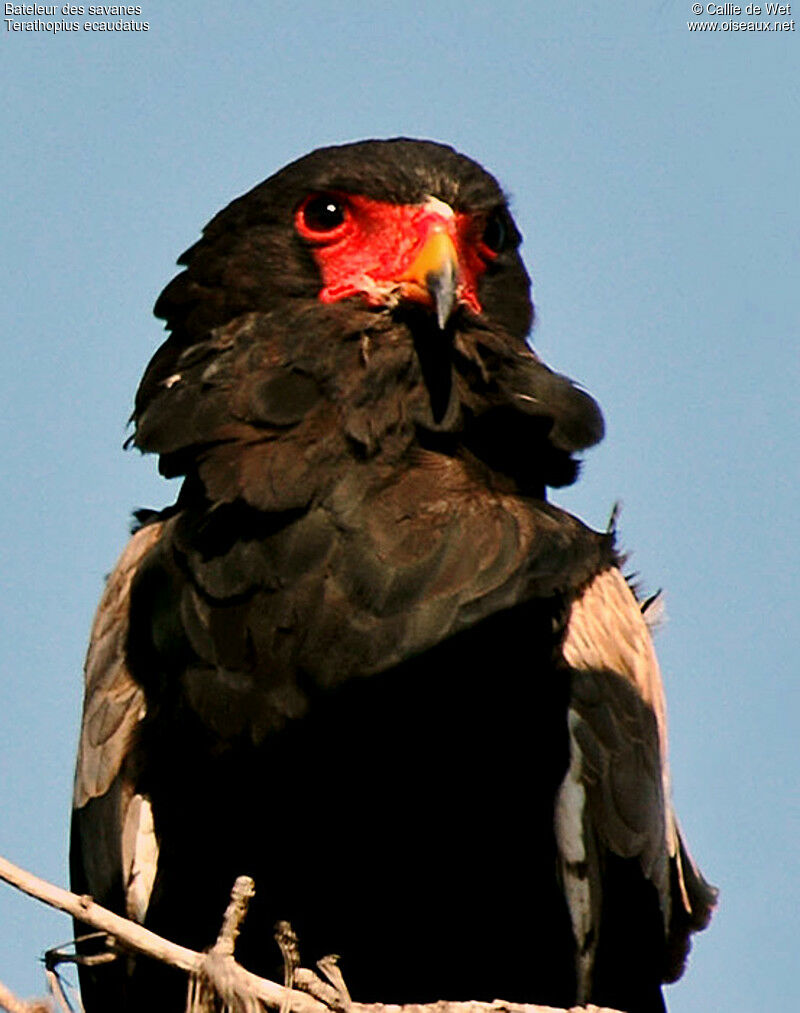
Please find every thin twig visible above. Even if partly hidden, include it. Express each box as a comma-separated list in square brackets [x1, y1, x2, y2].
[0, 854, 320, 1013]
[276, 921, 302, 1013]
[0, 853, 622, 1013]
[315, 957, 350, 1011]
[186, 876, 259, 1013]
[0, 977, 50, 1013]
[43, 970, 73, 1013]
[215, 877, 256, 957]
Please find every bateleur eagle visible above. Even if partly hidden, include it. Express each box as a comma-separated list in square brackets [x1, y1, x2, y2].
[71, 139, 716, 1013]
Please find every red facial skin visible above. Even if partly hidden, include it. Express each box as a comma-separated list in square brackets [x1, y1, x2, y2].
[294, 193, 497, 317]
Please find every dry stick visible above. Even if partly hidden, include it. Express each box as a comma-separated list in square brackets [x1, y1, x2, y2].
[0, 854, 620, 1013]
[0, 977, 50, 1013]
[275, 920, 304, 1013]
[315, 957, 351, 1010]
[186, 875, 260, 1012]
[0, 980, 27, 1013]
[214, 876, 256, 956]
[43, 968, 72, 1013]
[0, 855, 320, 1013]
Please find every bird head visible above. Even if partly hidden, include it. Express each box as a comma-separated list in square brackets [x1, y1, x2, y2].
[133, 140, 602, 510]
[153, 138, 533, 341]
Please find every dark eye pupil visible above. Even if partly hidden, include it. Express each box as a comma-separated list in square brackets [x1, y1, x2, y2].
[303, 195, 345, 232]
[482, 215, 506, 254]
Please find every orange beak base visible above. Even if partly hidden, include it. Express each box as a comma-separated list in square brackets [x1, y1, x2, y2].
[399, 230, 460, 328]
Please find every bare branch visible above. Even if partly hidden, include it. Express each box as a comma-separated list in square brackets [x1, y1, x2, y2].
[0, 854, 623, 1013]
[0, 854, 318, 1013]
[0, 978, 50, 1013]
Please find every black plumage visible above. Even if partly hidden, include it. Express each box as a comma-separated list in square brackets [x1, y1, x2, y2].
[71, 139, 715, 1013]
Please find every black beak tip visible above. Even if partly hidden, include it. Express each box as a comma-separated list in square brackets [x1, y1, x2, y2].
[426, 268, 457, 330]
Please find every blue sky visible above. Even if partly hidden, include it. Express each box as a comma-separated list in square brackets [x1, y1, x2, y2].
[1, 2, 798, 1009]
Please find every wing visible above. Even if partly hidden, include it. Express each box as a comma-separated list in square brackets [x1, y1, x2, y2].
[71, 520, 163, 926]
[556, 566, 717, 1004]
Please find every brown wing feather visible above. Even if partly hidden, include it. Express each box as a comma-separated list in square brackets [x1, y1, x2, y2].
[557, 566, 716, 999]
[73, 521, 163, 809]
[72, 524, 165, 938]
[71, 522, 172, 1010]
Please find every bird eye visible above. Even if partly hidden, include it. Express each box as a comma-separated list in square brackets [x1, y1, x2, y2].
[297, 194, 348, 237]
[481, 214, 507, 256]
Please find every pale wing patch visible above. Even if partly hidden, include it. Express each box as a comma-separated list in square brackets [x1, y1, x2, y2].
[562, 567, 674, 856]
[557, 565, 715, 992]
[74, 522, 163, 808]
[557, 566, 675, 996]
[562, 567, 669, 768]
[554, 707, 596, 1004]
[122, 793, 159, 923]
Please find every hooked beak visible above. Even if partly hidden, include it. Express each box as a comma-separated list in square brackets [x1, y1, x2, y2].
[400, 230, 460, 329]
